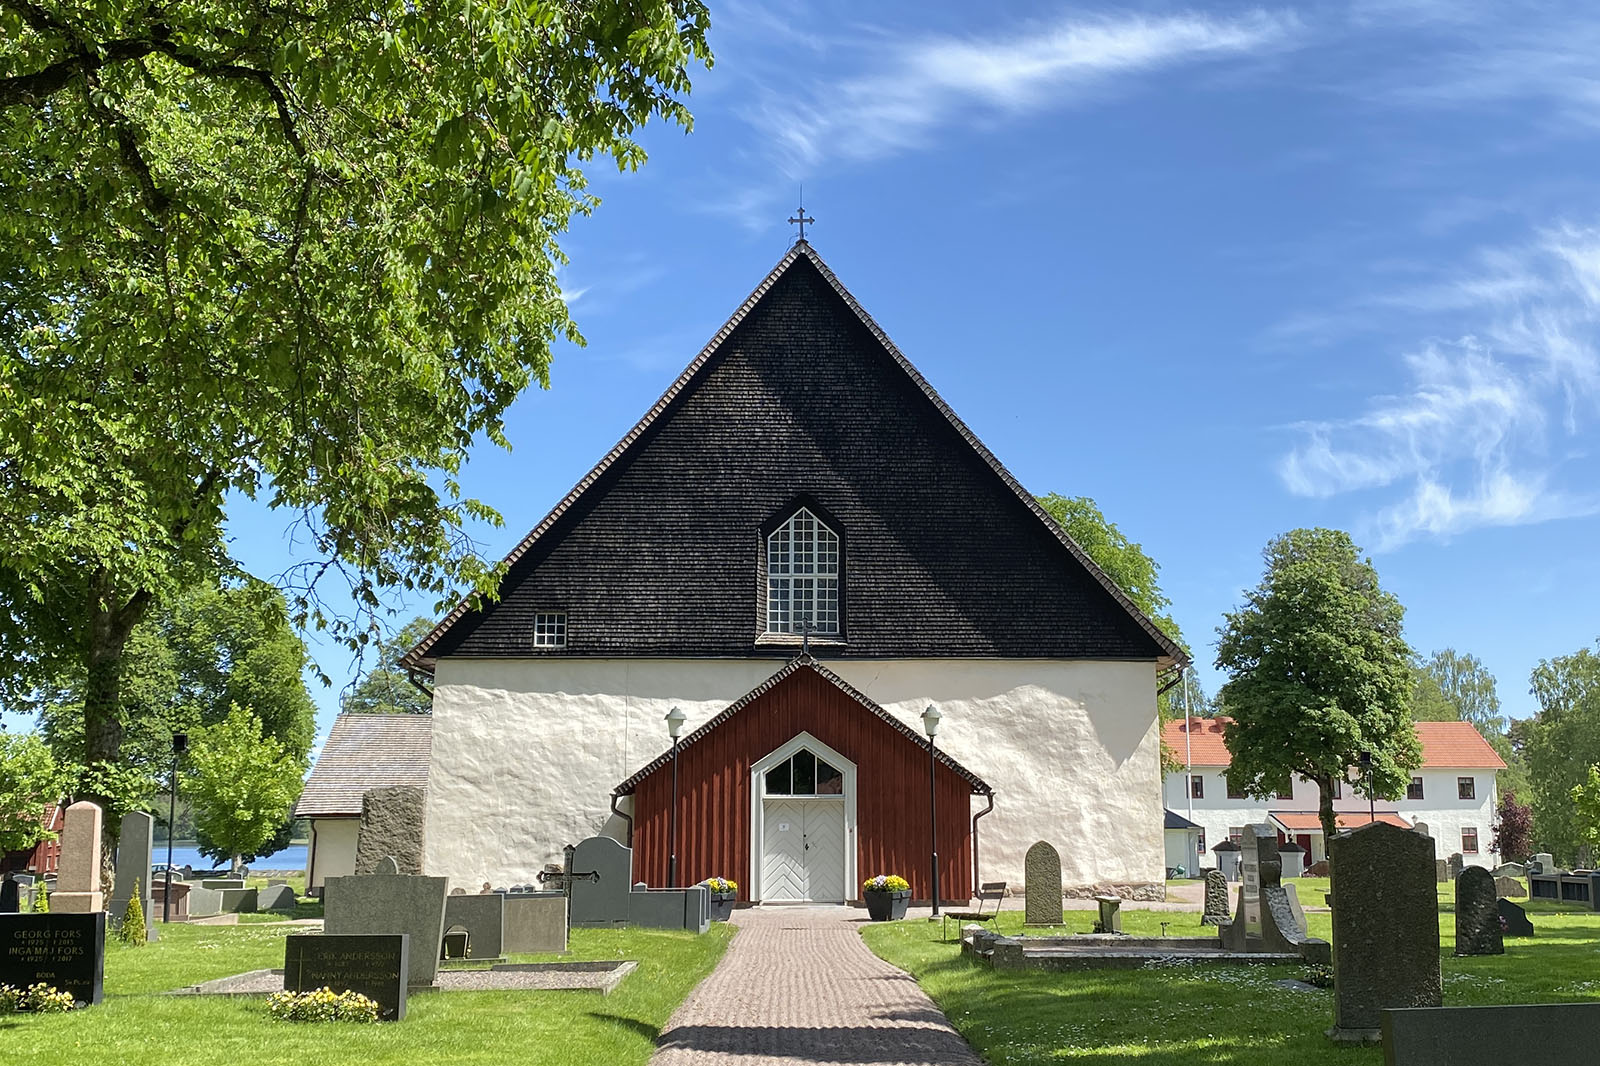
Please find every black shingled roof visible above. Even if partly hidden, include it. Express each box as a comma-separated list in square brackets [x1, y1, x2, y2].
[405, 242, 1186, 669]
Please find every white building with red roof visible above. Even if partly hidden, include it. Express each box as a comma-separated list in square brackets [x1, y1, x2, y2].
[1161, 718, 1507, 871]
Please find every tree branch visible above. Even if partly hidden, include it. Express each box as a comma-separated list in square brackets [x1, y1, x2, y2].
[0, 38, 156, 107]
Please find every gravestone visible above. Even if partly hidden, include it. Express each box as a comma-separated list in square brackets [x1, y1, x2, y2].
[1201, 869, 1230, 926]
[568, 836, 634, 927]
[51, 801, 104, 914]
[258, 884, 297, 911]
[1532, 852, 1554, 875]
[1495, 876, 1525, 899]
[109, 810, 156, 938]
[1327, 821, 1441, 1044]
[1093, 895, 1122, 934]
[1578, 844, 1594, 870]
[1412, 820, 1430, 838]
[1454, 866, 1503, 956]
[1447, 853, 1465, 880]
[442, 893, 504, 959]
[1492, 862, 1526, 878]
[0, 912, 106, 1004]
[502, 894, 567, 953]
[0, 874, 19, 913]
[324, 865, 448, 987]
[1218, 825, 1328, 961]
[1023, 841, 1063, 926]
[1435, 858, 1448, 883]
[285, 933, 408, 1021]
[354, 786, 427, 876]
[1497, 898, 1534, 937]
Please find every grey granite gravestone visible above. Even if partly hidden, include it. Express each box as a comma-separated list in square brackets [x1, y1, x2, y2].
[1447, 853, 1465, 880]
[502, 894, 567, 953]
[442, 893, 504, 959]
[324, 866, 448, 987]
[1024, 841, 1063, 926]
[354, 786, 427, 876]
[1219, 825, 1328, 962]
[569, 836, 633, 927]
[1454, 866, 1503, 956]
[1497, 898, 1534, 937]
[1494, 876, 1525, 899]
[258, 883, 297, 911]
[1201, 869, 1230, 926]
[0, 912, 106, 1005]
[1412, 820, 1429, 838]
[1532, 852, 1554, 875]
[1435, 858, 1448, 883]
[1327, 821, 1441, 1044]
[1491, 862, 1525, 878]
[109, 810, 156, 939]
[285, 933, 408, 1021]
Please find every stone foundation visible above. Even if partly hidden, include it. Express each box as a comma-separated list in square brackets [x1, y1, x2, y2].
[1062, 882, 1165, 902]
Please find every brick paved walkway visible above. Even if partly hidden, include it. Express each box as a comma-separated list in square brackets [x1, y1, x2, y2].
[650, 906, 983, 1066]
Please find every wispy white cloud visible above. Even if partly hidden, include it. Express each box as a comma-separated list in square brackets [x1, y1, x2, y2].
[1279, 224, 1600, 548]
[746, 9, 1300, 171]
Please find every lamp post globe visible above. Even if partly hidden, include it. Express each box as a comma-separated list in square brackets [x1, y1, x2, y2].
[922, 705, 941, 917]
[665, 707, 687, 888]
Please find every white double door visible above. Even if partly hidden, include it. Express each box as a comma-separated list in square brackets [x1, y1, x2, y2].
[761, 799, 846, 902]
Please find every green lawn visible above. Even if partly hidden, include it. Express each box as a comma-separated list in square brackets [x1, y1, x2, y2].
[863, 900, 1600, 1065]
[2, 920, 732, 1066]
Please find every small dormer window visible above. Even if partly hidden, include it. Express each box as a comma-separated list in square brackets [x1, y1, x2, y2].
[533, 612, 567, 648]
[767, 508, 839, 635]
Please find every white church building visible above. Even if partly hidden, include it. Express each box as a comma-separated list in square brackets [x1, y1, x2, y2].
[397, 241, 1189, 904]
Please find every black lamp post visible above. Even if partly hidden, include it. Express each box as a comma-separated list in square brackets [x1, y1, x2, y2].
[163, 732, 187, 923]
[1360, 750, 1375, 824]
[665, 706, 686, 889]
[922, 704, 942, 917]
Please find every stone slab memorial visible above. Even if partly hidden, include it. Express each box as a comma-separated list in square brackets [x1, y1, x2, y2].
[323, 864, 448, 987]
[0, 912, 106, 1005]
[354, 785, 427, 876]
[1201, 869, 1230, 926]
[51, 801, 104, 914]
[109, 810, 156, 938]
[1381, 1003, 1600, 1066]
[1454, 866, 1503, 956]
[1494, 876, 1525, 899]
[1532, 852, 1554, 875]
[1446, 853, 1464, 881]
[442, 893, 504, 959]
[257, 884, 297, 911]
[1491, 862, 1525, 878]
[1219, 824, 1329, 963]
[1023, 841, 1063, 926]
[285, 933, 408, 1021]
[502, 893, 567, 954]
[1434, 859, 1447, 883]
[1328, 821, 1441, 1044]
[567, 836, 708, 932]
[1497, 898, 1533, 937]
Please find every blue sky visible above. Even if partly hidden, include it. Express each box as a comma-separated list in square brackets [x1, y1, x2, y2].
[236, 0, 1600, 743]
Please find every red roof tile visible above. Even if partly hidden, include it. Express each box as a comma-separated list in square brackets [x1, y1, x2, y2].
[1270, 811, 1411, 833]
[1162, 717, 1507, 770]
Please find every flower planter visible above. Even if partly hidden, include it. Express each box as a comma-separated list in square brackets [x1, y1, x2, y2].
[708, 892, 737, 922]
[865, 889, 911, 922]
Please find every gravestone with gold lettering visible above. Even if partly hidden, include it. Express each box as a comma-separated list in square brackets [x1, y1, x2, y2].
[0, 912, 106, 1005]
[285, 933, 408, 1020]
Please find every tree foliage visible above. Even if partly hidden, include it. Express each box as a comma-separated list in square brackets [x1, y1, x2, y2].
[182, 705, 304, 874]
[1491, 790, 1533, 863]
[0, 733, 72, 858]
[1526, 641, 1600, 861]
[0, 0, 711, 829]
[1421, 649, 1504, 734]
[1409, 667, 1459, 722]
[196, 814, 294, 868]
[1215, 528, 1420, 845]
[341, 616, 435, 715]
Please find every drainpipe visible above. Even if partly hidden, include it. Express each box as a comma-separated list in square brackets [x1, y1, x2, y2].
[971, 791, 996, 891]
[406, 667, 435, 703]
[610, 793, 634, 848]
[1184, 669, 1195, 871]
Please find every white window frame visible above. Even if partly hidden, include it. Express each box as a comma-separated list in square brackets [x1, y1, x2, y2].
[766, 508, 840, 636]
[532, 612, 567, 648]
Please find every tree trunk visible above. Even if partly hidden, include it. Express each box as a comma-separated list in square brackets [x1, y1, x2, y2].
[1316, 774, 1338, 876]
[80, 576, 151, 894]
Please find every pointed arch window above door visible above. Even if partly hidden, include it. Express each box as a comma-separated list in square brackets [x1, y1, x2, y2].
[763, 748, 845, 796]
[767, 507, 840, 635]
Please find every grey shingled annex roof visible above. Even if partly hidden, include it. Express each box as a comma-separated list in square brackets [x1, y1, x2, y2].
[402, 241, 1188, 671]
[294, 714, 433, 818]
[1164, 809, 1201, 831]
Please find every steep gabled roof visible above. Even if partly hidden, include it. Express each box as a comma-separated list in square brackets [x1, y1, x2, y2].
[1162, 717, 1508, 770]
[294, 714, 433, 818]
[613, 655, 992, 796]
[404, 242, 1186, 669]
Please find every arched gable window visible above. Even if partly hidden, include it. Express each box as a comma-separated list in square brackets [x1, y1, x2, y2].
[764, 748, 845, 796]
[766, 507, 839, 635]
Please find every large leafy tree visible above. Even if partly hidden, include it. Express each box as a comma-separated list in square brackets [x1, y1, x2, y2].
[1522, 640, 1600, 860]
[182, 705, 304, 874]
[1215, 528, 1420, 846]
[340, 616, 435, 715]
[0, 2, 711, 834]
[1421, 649, 1504, 735]
[31, 579, 316, 816]
[0, 733, 73, 862]
[1491, 790, 1533, 863]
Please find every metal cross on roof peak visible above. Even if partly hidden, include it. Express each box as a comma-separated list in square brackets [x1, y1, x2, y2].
[788, 200, 815, 241]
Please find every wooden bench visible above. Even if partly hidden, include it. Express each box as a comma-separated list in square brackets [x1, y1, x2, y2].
[942, 881, 1006, 941]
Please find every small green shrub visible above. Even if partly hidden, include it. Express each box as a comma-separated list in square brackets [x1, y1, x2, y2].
[267, 987, 381, 1023]
[33, 881, 48, 912]
[863, 874, 910, 893]
[117, 880, 147, 947]
[0, 982, 76, 1013]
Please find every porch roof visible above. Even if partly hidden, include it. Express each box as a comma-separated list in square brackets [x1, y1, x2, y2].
[1269, 811, 1411, 834]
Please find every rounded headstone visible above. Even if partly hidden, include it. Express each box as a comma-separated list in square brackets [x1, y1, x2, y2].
[1454, 866, 1504, 956]
[1023, 841, 1063, 926]
[1201, 869, 1230, 926]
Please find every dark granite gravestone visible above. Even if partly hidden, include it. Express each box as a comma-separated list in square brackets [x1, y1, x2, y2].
[442, 893, 504, 959]
[284, 933, 408, 1021]
[0, 912, 106, 1005]
[258, 883, 297, 911]
[323, 868, 447, 987]
[0, 874, 19, 913]
[1497, 898, 1534, 937]
[1024, 841, 1063, 926]
[1327, 821, 1441, 1044]
[354, 786, 427, 876]
[1201, 869, 1230, 926]
[1454, 866, 1504, 956]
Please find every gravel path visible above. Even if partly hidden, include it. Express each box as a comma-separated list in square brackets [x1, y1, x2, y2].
[649, 907, 983, 1066]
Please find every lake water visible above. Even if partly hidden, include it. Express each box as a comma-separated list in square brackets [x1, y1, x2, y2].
[151, 843, 307, 871]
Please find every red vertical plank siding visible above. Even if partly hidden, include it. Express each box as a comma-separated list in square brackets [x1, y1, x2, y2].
[630, 668, 975, 902]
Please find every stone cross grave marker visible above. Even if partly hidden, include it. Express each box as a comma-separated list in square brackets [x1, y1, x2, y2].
[1023, 841, 1062, 926]
[285, 933, 409, 1020]
[52, 801, 104, 914]
[355, 787, 427, 876]
[1201, 869, 1230, 926]
[1455, 866, 1504, 956]
[1327, 821, 1441, 1044]
[110, 810, 156, 939]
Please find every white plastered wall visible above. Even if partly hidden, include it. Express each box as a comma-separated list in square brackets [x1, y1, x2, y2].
[308, 817, 359, 888]
[423, 657, 1163, 894]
